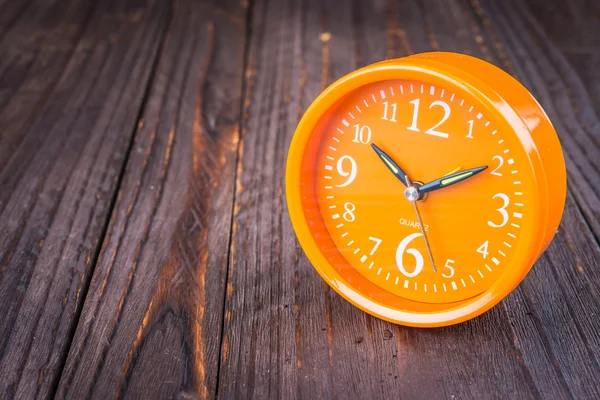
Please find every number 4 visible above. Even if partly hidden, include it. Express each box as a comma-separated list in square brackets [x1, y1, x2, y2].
[477, 240, 489, 258]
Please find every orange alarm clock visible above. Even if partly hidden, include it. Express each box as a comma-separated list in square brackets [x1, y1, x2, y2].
[285, 52, 566, 327]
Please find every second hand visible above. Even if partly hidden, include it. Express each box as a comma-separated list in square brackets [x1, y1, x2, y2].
[405, 175, 437, 273]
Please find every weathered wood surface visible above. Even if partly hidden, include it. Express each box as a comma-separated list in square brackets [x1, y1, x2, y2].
[0, 0, 599, 398]
[55, 0, 248, 398]
[0, 0, 168, 398]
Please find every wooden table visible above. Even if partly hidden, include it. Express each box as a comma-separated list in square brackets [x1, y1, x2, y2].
[1, 0, 599, 398]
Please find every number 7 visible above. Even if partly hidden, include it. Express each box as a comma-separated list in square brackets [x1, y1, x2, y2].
[368, 237, 382, 255]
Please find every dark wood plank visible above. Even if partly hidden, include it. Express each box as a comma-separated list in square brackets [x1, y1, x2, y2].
[218, 1, 328, 397]
[477, 0, 600, 242]
[55, 0, 249, 398]
[0, 0, 168, 398]
[218, 0, 600, 398]
[518, 0, 600, 242]
[0, 0, 37, 44]
[218, 0, 519, 398]
[472, 1, 600, 397]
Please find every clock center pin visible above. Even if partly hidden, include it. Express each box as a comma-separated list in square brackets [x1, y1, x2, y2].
[404, 186, 420, 202]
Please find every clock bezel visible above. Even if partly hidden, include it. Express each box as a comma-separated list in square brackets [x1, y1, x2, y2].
[286, 54, 561, 327]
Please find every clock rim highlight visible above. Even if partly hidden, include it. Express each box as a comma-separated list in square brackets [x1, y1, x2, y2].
[286, 52, 566, 327]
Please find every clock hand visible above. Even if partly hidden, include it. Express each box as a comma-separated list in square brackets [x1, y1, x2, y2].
[405, 175, 437, 273]
[418, 165, 488, 195]
[371, 144, 436, 271]
[371, 143, 409, 187]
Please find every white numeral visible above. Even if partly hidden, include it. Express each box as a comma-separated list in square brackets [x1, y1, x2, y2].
[442, 259, 455, 278]
[407, 99, 451, 138]
[343, 202, 355, 222]
[381, 101, 397, 122]
[466, 119, 474, 138]
[407, 99, 420, 132]
[490, 155, 503, 176]
[352, 124, 372, 144]
[477, 240, 489, 258]
[336, 156, 357, 187]
[396, 233, 424, 278]
[368, 236, 382, 255]
[488, 193, 510, 228]
[425, 101, 451, 138]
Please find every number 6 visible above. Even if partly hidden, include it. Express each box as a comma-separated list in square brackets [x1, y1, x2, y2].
[396, 233, 424, 278]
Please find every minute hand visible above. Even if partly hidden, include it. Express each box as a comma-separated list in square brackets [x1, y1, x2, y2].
[418, 166, 488, 194]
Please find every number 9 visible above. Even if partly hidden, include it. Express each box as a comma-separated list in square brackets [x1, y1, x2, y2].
[336, 155, 357, 187]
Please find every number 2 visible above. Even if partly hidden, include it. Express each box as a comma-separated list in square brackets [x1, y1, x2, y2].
[490, 156, 503, 176]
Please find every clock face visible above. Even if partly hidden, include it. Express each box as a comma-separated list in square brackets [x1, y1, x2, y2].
[310, 79, 534, 304]
[288, 53, 566, 326]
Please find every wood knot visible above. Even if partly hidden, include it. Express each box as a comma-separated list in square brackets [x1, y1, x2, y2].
[383, 329, 393, 340]
[319, 32, 331, 43]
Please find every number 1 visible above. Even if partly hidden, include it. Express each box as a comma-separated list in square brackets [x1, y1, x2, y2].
[466, 119, 474, 138]
[408, 99, 420, 132]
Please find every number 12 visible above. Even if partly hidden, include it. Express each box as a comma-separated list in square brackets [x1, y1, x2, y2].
[407, 99, 451, 139]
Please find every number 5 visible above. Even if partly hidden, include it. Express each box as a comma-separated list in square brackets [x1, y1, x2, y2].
[442, 259, 455, 278]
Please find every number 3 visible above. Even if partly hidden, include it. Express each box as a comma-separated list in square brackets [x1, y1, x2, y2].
[488, 193, 509, 228]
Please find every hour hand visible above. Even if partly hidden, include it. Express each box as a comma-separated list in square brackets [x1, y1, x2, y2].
[371, 143, 409, 187]
[419, 166, 488, 194]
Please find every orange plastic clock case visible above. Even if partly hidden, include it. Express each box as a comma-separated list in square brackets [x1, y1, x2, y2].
[285, 52, 566, 327]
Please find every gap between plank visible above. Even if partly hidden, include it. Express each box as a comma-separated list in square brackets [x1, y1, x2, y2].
[215, 0, 256, 396]
[48, 3, 173, 398]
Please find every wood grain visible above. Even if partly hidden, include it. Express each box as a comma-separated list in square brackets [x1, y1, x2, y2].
[475, 1, 600, 397]
[481, 0, 600, 243]
[218, 0, 600, 398]
[55, 0, 249, 398]
[519, 0, 600, 242]
[0, 0, 599, 398]
[0, 0, 168, 398]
